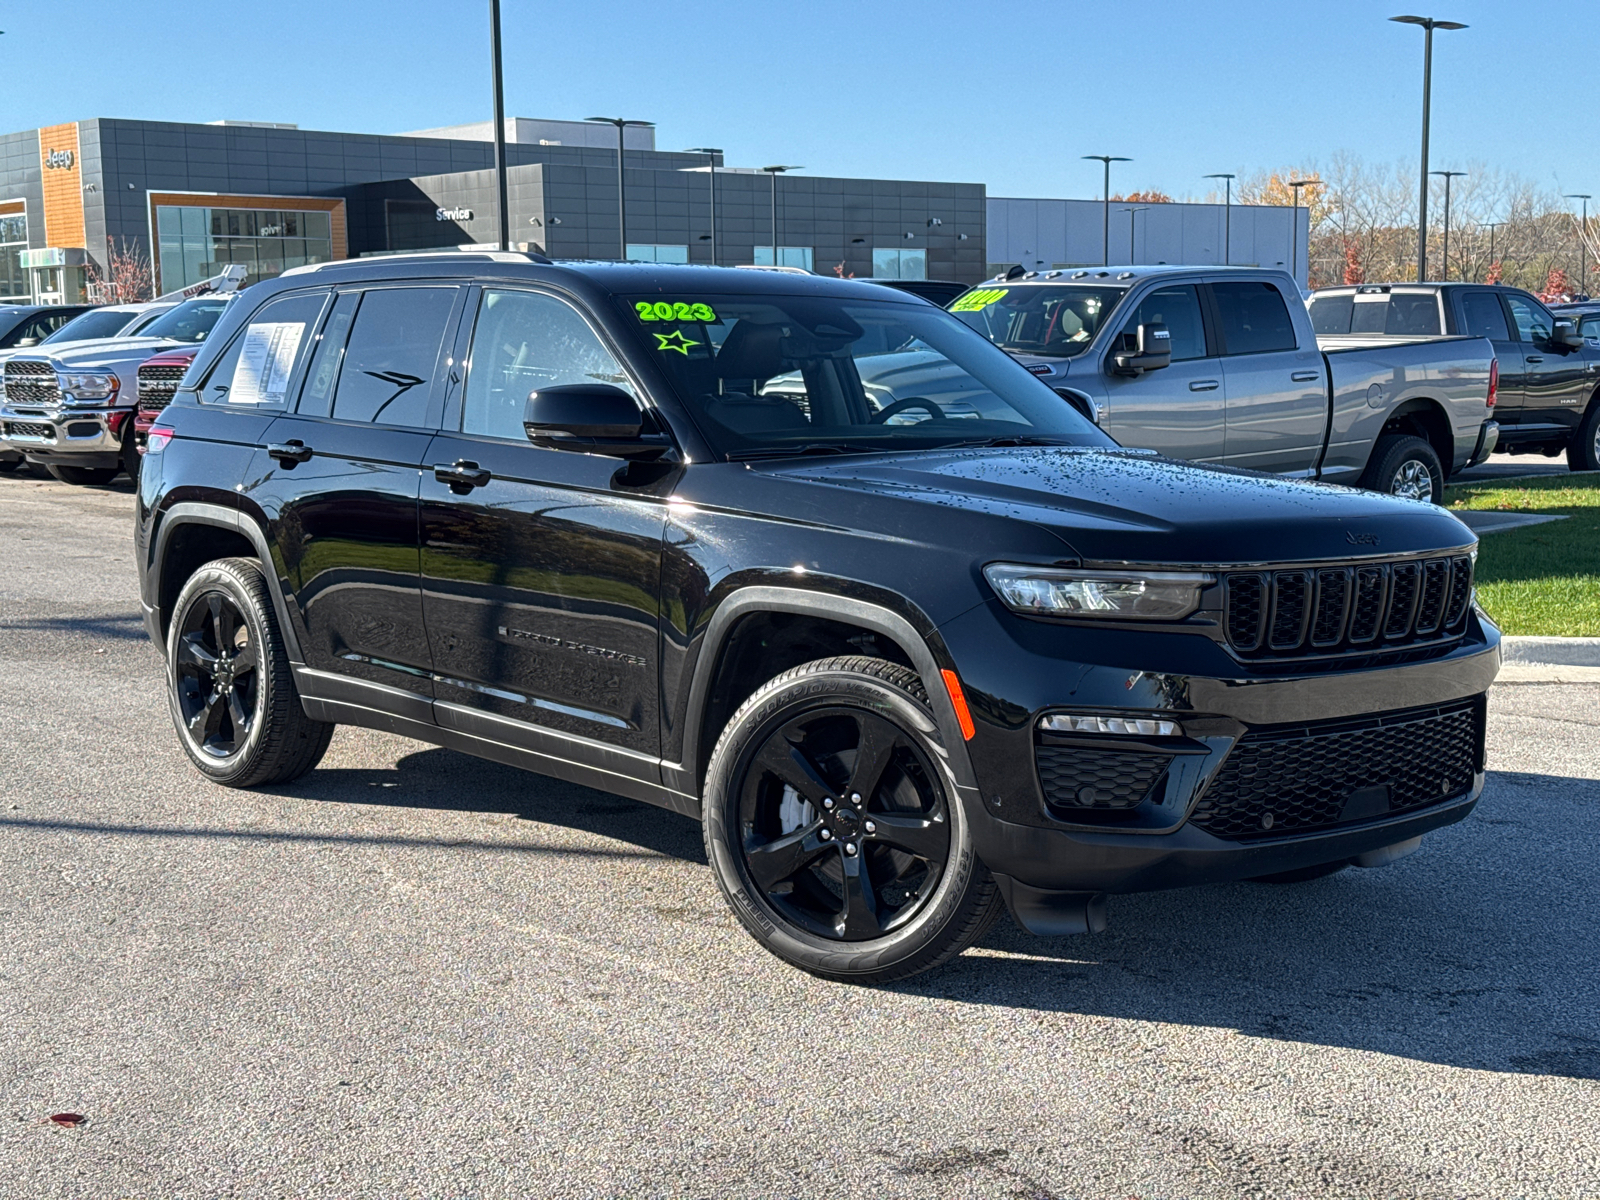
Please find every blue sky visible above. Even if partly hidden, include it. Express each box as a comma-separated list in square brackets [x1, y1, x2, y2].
[3, 0, 1586, 200]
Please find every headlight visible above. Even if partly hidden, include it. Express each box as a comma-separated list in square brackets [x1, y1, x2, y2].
[58, 372, 119, 403]
[983, 564, 1213, 620]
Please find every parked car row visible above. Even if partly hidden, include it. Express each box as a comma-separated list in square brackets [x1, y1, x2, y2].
[132, 251, 1498, 981]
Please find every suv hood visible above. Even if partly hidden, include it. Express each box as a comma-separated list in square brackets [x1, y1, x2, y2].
[13, 336, 185, 371]
[768, 447, 1475, 564]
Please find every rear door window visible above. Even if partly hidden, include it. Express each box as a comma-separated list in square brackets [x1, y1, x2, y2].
[1210, 281, 1298, 355]
[329, 287, 458, 427]
[1459, 291, 1512, 342]
[200, 290, 329, 406]
[1115, 284, 1208, 361]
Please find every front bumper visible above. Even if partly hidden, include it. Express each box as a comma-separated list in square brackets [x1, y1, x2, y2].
[1, 404, 128, 468]
[943, 600, 1501, 895]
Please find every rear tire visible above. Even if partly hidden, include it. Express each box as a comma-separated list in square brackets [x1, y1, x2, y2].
[1362, 433, 1444, 504]
[702, 655, 1004, 983]
[167, 557, 334, 788]
[1248, 860, 1351, 884]
[46, 465, 120, 486]
[1568, 403, 1600, 471]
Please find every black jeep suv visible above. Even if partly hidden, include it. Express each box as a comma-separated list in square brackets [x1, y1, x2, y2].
[137, 254, 1501, 982]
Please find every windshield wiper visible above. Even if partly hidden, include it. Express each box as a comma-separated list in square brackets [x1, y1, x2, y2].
[726, 443, 865, 461]
[944, 435, 1078, 449]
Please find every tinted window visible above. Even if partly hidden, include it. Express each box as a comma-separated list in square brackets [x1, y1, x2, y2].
[463, 290, 635, 441]
[621, 292, 1112, 458]
[40, 308, 142, 344]
[296, 292, 359, 418]
[1504, 293, 1553, 344]
[1116, 284, 1207, 362]
[1581, 315, 1600, 340]
[1460, 291, 1512, 341]
[0, 309, 75, 348]
[1309, 293, 1354, 334]
[1384, 293, 1441, 335]
[950, 284, 1127, 358]
[141, 297, 233, 343]
[199, 291, 328, 407]
[330, 287, 456, 427]
[1210, 281, 1298, 354]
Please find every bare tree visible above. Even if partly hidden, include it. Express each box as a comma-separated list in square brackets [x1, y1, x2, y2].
[85, 238, 154, 304]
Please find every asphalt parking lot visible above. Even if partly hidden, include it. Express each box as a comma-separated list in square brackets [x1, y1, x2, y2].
[1, 470, 1596, 1200]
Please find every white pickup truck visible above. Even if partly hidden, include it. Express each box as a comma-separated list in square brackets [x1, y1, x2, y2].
[941, 266, 1498, 502]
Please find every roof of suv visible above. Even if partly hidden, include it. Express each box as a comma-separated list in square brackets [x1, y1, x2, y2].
[980, 264, 1292, 287]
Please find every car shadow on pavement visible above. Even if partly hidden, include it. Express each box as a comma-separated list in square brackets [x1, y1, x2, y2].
[891, 768, 1600, 1083]
[0, 612, 149, 640]
[267, 745, 708, 865]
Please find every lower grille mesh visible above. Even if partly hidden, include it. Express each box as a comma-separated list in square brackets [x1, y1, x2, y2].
[1036, 746, 1172, 811]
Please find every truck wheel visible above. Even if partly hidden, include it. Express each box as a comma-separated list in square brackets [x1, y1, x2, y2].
[702, 655, 1004, 983]
[121, 424, 142, 484]
[1248, 860, 1350, 883]
[1363, 434, 1444, 504]
[167, 557, 334, 788]
[1568, 403, 1600, 471]
[46, 465, 120, 486]
[0, 458, 21, 473]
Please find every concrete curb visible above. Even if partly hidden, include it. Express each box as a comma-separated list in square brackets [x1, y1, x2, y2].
[1493, 635, 1600, 684]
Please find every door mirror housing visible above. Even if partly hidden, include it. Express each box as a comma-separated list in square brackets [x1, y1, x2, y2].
[14, 336, 39, 348]
[523, 384, 673, 459]
[1552, 317, 1585, 349]
[1111, 322, 1172, 376]
[1054, 387, 1101, 424]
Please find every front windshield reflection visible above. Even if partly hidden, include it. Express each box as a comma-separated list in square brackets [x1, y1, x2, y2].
[949, 284, 1128, 358]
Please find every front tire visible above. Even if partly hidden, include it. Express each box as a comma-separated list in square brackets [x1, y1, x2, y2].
[1362, 433, 1444, 504]
[1568, 402, 1600, 471]
[166, 557, 333, 788]
[702, 655, 1004, 983]
[46, 464, 120, 486]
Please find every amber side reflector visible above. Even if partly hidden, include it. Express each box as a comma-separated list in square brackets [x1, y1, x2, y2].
[940, 669, 976, 741]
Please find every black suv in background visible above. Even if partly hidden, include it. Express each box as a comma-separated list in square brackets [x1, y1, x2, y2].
[1310, 282, 1600, 470]
[138, 255, 1500, 981]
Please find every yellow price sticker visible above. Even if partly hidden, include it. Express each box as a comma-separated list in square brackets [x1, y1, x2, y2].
[950, 288, 1008, 313]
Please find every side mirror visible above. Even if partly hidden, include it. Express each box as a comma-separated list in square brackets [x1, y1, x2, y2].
[15, 336, 38, 347]
[1111, 323, 1172, 376]
[1553, 318, 1585, 349]
[523, 384, 673, 459]
[1054, 387, 1101, 424]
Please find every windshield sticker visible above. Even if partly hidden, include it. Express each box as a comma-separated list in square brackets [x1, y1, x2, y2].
[227, 321, 305, 405]
[949, 288, 1008, 313]
[635, 300, 718, 323]
[653, 329, 701, 355]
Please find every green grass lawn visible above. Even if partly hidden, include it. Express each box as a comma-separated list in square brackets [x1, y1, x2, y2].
[1445, 474, 1600, 636]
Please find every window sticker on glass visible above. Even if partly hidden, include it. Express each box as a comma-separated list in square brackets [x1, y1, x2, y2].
[634, 300, 718, 323]
[950, 288, 1008, 313]
[228, 322, 306, 405]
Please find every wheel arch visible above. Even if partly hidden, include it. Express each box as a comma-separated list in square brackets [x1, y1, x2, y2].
[151, 503, 303, 663]
[1373, 398, 1453, 478]
[671, 586, 978, 797]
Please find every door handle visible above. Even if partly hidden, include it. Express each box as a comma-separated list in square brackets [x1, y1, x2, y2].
[1291, 371, 1320, 382]
[1525, 356, 1544, 364]
[1189, 379, 1220, 391]
[266, 440, 313, 466]
[433, 460, 492, 493]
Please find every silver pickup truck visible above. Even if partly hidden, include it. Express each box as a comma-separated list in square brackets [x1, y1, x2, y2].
[940, 266, 1498, 502]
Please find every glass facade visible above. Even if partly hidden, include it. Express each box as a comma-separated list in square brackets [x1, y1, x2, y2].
[1, 213, 29, 302]
[157, 205, 333, 292]
[754, 246, 815, 271]
[872, 248, 927, 280]
[625, 243, 689, 263]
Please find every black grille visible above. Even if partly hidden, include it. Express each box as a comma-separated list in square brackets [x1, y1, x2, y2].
[3, 360, 59, 405]
[3, 421, 54, 440]
[1223, 555, 1472, 658]
[1189, 700, 1481, 840]
[1037, 745, 1172, 812]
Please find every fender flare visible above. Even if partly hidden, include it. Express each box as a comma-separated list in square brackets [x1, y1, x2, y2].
[150, 501, 305, 665]
[669, 585, 979, 797]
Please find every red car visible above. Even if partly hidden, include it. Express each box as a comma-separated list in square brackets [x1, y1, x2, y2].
[134, 347, 199, 452]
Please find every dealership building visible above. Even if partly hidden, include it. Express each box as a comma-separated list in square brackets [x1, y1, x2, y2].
[0, 116, 987, 303]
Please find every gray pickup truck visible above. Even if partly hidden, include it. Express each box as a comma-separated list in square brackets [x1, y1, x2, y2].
[939, 266, 1497, 502]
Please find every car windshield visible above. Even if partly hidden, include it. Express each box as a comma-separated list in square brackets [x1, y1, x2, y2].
[619, 292, 1113, 459]
[41, 308, 144, 344]
[948, 283, 1128, 357]
[139, 297, 232, 343]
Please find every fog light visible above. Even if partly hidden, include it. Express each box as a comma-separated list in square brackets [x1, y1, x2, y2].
[1038, 713, 1183, 737]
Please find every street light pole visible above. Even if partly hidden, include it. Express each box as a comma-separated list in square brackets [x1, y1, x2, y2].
[1119, 206, 1149, 263]
[1478, 221, 1502, 280]
[687, 148, 722, 265]
[761, 166, 801, 266]
[1566, 194, 1592, 294]
[1431, 170, 1466, 281]
[586, 117, 655, 259]
[1391, 15, 1467, 282]
[1083, 155, 1131, 266]
[1205, 173, 1235, 264]
[488, 0, 510, 252]
[1288, 179, 1318, 286]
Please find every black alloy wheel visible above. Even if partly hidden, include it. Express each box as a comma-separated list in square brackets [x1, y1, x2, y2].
[174, 589, 261, 759]
[738, 706, 951, 941]
[703, 656, 1004, 983]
